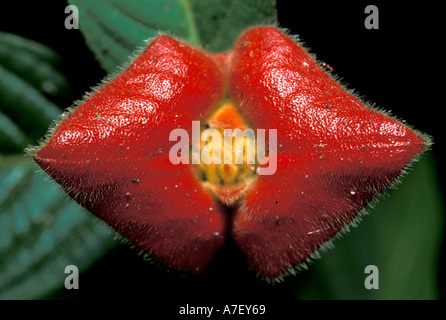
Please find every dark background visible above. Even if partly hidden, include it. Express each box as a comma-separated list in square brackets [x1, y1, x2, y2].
[0, 1, 443, 301]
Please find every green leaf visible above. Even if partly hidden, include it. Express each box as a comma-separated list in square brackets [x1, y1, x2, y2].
[0, 31, 70, 102]
[69, 0, 277, 73]
[0, 111, 31, 154]
[0, 32, 67, 152]
[0, 157, 116, 299]
[0, 33, 117, 299]
[293, 152, 443, 300]
[189, 0, 277, 52]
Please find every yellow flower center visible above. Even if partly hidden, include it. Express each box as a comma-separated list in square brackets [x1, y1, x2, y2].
[192, 101, 259, 206]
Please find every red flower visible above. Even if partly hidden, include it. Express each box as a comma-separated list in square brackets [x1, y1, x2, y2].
[32, 27, 428, 281]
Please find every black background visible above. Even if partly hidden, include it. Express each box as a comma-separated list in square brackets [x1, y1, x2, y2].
[0, 0, 443, 303]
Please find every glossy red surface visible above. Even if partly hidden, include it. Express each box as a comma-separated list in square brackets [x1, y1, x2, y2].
[228, 27, 426, 278]
[33, 27, 427, 280]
